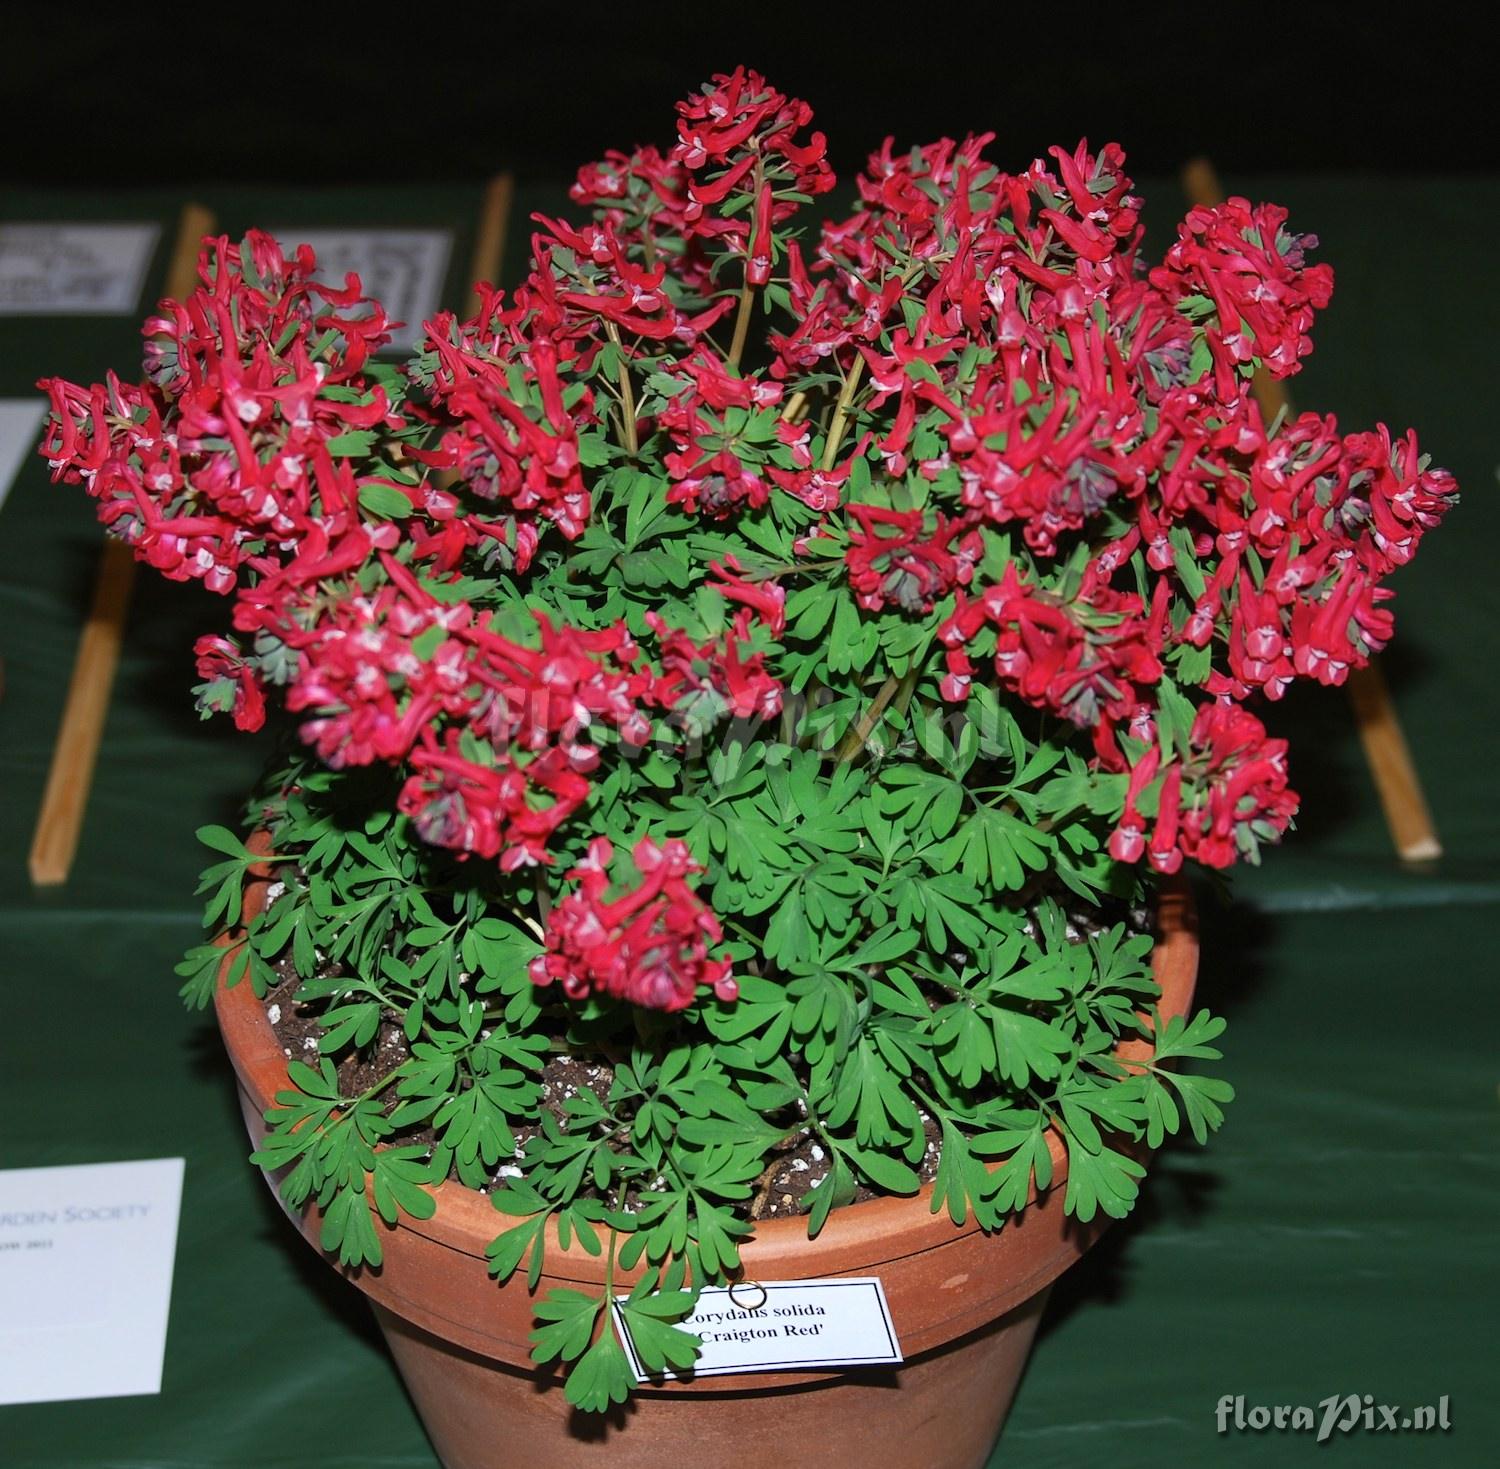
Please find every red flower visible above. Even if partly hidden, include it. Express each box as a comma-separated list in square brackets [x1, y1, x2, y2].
[529, 837, 736, 1012]
[39, 230, 409, 604]
[707, 557, 786, 636]
[844, 505, 982, 613]
[647, 612, 783, 729]
[1173, 702, 1298, 869]
[192, 635, 266, 732]
[1109, 744, 1160, 864]
[669, 69, 832, 290]
[422, 306, 595, 543]
[271, 553, 654, 866]
[1227, 572, 1294, 699]
[664, 447, 769, 517]
[398, 738, 590, 872]
[746, 182, 775, 287]
[1151, 197, 1334, 381]
[1343, 425, 1458, 577]
[914, 334, 1147, 556]
[769, 461, 847, 513]
[1287, 564, 1382, 687]
[939, 565, 1166, 731]
[1148, 766, 1185, 874]
[672, 68, 831, 199]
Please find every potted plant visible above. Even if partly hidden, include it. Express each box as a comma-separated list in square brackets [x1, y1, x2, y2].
[39, 67, 1455, 1469]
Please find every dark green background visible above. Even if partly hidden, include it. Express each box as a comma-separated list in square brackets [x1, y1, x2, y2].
[2, 174, 1496, 1466]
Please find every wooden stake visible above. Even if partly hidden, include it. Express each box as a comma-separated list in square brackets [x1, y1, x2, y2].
[1179, 159, 1442, 861]
[29, 202, 216, 886]
[467, 173, 515, 314]
[1344, 659, 1442, 860]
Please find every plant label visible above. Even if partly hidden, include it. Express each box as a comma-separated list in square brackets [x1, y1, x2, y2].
[0, 1158, 185, 1404]
[614, 1275, 903, 1380]
[0, 398, 46, 511]
[275, 229, 452, 353]
[0, 223, 160, 314]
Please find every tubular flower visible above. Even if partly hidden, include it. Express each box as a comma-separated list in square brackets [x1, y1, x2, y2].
[530, 837, 737, 1011]
[646, 612, 783, 731]
[39, 73, 1456, 893]
[1151, 197, 1334, 381]
[844, 505, 982, 613]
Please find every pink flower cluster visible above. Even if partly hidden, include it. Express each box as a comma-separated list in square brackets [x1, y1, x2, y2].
[41, 233, 397, 602]
[416, 185, 777, 553]
[529, 837, 736, 1011]
[658, 351, 782, 515]
[566, 70, 833, 297]
[569, 146, 708, 290]
[1109, 703, 1298, 871]
[939, 565, 1168, 736]
[417, 264, 617, 564]
[276, 564, 784, 868]
[748, 132, 1457, 871]
[1152, 199, 1333, 380]
[847, 505, 983, 614]
[647, 612, 783, 731]
[38, 226, 783, 886]
[41, 68, 1459, 997]
[671, 66, 833, 286]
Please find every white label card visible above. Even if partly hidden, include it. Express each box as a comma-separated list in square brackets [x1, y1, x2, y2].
[278, 229, 452, 353]
[615, 1276, 903, 1381]
[0, 398, 47, 511]
[0, 1158, 185, 1404]
[0, 223, 160, 315]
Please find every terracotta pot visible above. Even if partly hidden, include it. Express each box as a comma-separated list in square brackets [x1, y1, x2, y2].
[215, 856, 1197, 1469]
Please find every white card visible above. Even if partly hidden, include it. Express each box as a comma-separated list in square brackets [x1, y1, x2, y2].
[0, 222, 160, 315]
[279, 229, 452, 353]
[0, 1158, 185, 1404]
[615, 1276, 903, 1380]
[0, 398, 46, 511]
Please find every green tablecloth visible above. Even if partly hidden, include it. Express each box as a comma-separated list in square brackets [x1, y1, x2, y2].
[2, 176, 1496, 1466]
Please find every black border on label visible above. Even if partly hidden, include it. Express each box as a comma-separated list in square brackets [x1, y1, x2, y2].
[613, 1276, 903, 1383]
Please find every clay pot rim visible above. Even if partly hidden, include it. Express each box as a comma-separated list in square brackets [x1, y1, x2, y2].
[216, 838, 1197, 1283]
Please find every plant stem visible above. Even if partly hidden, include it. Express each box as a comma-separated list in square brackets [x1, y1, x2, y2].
[604, 321, 639, 457]
[821, 354, 866, 471]
[725, 918, 764, 947]
[780, 389, 808, 423]
[728, 280, 756, 369]
[727, 154, 766, 371]
[597, 1230, 619, 1345]
[835, 664, 918, 762]
[321, 1060, 406, 1124]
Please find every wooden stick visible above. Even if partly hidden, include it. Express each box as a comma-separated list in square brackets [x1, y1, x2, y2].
[29, 202, 215, 886]
[1179, 159, 1442, 861]
[1343, 659, 1442, 860]
[466, 173, 515, 314]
